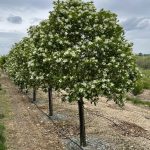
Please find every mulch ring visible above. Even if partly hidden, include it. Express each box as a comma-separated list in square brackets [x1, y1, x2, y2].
[112, 120, 150, 140]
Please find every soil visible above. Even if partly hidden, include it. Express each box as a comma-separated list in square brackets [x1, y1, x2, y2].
[137, 90, 150, 101]
[35, 90, 150, 150]
[0, 73, 150, 150]
[0, 74, 64, 150]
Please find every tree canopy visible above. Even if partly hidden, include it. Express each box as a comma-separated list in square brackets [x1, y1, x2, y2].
[6, 0, 141, 106]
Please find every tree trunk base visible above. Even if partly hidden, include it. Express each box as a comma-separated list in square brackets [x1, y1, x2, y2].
[78, 96, 86, 147]
[48, 87, 53, 116]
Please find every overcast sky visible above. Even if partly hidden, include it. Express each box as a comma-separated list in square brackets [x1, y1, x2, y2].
[0, 0, 150, 55]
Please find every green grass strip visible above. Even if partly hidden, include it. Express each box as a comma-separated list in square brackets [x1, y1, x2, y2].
[0, 124, 6, 150]
[127, 97, 150, 107]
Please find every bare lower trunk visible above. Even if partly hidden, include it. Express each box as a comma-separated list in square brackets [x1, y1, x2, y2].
[32, 88, 36, 102]
[78, 96, 86, 147]
[48, 87, 53, 116]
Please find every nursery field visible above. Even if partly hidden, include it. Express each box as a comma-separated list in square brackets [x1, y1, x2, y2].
[136, 55, 150, 90]
[0, 72, 150, 150]
[126, 55, 150, 107]
[0, 0, 150, 149]
[141, 69, 150, 90]
[136, 55, 150, 70]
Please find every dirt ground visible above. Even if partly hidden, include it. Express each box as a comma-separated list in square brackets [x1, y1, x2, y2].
[0, 74, 64, 150]
[36, 88, 150, 149]
[137, 90, 150, 101]
[0, 73, 150, 150]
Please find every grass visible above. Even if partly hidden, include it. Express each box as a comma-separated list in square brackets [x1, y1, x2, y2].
[131, 69, 150, 95]
[126, 97, 150, 107]
[0, 115, 4, 120]
[0, 89, 6, 150]
[141, 69, 150, 89]
[136, 55, 150, 69]
[0, 124, 6, 150]
[135, 55, 150, 90]
[0, 82, 10, 150]
[0, 90, 10, 118]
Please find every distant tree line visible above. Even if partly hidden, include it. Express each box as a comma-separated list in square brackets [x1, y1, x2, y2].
[137, 53, 150, 56]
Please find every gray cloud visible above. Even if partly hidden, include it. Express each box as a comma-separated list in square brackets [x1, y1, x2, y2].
[92, 0, 150, 18]
[133, 39, 150, 54]
[0, 31, 25, 38]
[30, 17, 42, 24]
[0, 31, 26, 55]
[122, 17, 150, 31]
[0, 0, 52, 10]
[126, 29, 150, 41]
[0, 17, 3, 21]
[7, 15, 22, 24]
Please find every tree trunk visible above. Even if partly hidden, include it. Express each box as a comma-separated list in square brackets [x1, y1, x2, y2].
[78, 96, 86, 147]
[25, 85, 28, 94]
[20, 83, 23, 93]
[33, 88, 36, 102]
[48, 87, 53, 116]
[25, 88, 28, 94]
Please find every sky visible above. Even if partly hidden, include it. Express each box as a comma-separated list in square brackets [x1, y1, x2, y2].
[0, 0, 150, 55]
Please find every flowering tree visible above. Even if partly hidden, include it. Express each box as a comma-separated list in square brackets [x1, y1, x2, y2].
[27, 22, 58, 115]
[27, 25, 43, 102]
[6, 42, 26, 89]
[6, 0, 141, 147]
[50, 0, 140, 146]
[0, 55, 7, 71]
[6, 37, 37, 96]
[21, 37, 40, 98]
